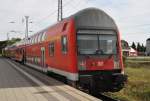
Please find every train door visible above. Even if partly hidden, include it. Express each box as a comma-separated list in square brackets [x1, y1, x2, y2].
[22, 49, 26, 64]
[41, 47, 47, 72]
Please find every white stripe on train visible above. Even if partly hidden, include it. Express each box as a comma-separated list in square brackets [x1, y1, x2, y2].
[25, 62, 79, 81]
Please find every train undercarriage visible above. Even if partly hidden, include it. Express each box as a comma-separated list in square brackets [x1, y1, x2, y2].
[78, 70, 127, 95]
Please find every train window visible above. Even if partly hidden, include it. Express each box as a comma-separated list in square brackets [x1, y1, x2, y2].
[35, 35, 39, 43]
[36, 35, 39, 43]
[20, 49, 22, 54]
[62, 23, 68, 31]
[77, 34, 117, 55]
[27, 39, 29, 44]
[35, 35, 38, 43]
[32, 37, 34, 44]
[38, 33, 42, 43]
[77, 35, 98, 54]
[40, 33, 43, 42]
[49, 42, 55, 56]
[23, 40, 25, 44]
[30, 38, 33, 44]
[41, 32, 46, 41]
[61, 35, 68, 54]
[27, 38, 30, 44]
[99, 35, 117, 54]
[29, 38, 32, 44]
[33, 36, 36, 44]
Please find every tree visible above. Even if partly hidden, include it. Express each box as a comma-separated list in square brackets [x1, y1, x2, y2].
[7, 38, 21, 45]
[121, 40, 129, 49]
[131, 42, 136, 50]
[137, 42, 142, 52]
[141, 44, 146, 52]
[0, 38, 21, 55]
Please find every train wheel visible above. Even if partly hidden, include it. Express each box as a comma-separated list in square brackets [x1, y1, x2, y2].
[89, 86, 98, 96]
[67, 80, 77, 88]
[88, 79, 99, 96]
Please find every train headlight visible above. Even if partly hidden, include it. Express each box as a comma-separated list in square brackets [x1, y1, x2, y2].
[92, 62, 96, 66]
[121, 70, 125, 74]
[97, 61, 104, 66]
[79, 61, 86, 70]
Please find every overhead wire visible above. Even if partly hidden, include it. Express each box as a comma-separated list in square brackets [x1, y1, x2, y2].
[63, 0, 89, 16]
[34, 0, 73, 25]
[33, 0, 150, 35]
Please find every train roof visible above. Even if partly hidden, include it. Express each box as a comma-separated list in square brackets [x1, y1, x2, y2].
[32, 8, 118, 37]
[72, 8, 117, 30]
[10, 8, 118, 47]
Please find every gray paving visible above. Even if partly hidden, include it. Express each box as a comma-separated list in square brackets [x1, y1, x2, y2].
[0, 57, 101, 101]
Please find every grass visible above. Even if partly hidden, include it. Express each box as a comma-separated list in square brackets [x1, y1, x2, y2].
[105, 57, 150, 101]
[125, 61, 150, 68]
[125, 56, 150, 68]
[127, 56, 150, 61]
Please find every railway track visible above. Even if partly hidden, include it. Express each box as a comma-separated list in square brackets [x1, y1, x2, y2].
[96, 94, 119, 101]
[78, 88, 119, 101]
[10, 59, 119, 101]
[77, 86, 119, 101]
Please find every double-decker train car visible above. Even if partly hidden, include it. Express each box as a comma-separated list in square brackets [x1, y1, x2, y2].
[5, 8, 127, 94]
[3, 45, 15, 58]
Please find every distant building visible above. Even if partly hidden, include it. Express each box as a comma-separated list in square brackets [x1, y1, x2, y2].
[121, 40, 138, 57]
[129, 47, 138, 56]
[146, 38, 150, 56]
[122, 47, 138, 57]
[121, 40, 130, 56]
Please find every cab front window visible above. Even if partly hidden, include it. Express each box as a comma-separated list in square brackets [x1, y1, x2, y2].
[77, 34, 117, 55]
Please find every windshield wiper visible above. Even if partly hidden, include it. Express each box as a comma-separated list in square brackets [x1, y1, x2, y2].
[95, 49, 104, 55]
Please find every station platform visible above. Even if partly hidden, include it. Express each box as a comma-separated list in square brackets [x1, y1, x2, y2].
[0, 57, 101, 101]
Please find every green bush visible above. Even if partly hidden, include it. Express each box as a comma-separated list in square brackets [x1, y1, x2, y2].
[123, 55, 127, 67]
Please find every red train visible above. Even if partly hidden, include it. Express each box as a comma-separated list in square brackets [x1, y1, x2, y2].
[4, 8, 127, 94]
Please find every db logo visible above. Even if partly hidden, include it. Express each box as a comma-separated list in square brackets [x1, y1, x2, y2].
[97, 61, 104, 66]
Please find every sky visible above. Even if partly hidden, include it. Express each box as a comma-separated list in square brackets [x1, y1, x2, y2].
[0, 0, 150, 45]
